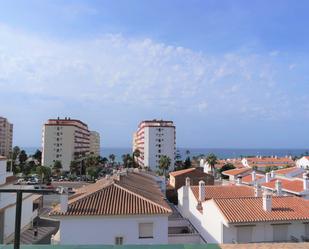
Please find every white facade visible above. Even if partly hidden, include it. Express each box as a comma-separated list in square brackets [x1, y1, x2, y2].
[296, 156, 309, 169]
[178, 185, 309, 243]
[55, 215, 168, 245]
[89, 131, 100, 156]
[133, 120, 175, 171]
[42, 118, 90, 171]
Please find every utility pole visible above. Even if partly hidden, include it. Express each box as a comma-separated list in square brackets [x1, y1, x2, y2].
[0, 189, 57, 249]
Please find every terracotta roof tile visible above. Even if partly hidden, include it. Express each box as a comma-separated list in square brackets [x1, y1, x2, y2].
[222, 168, 251, 176]
[190, 185, 255, 201]
[170, 168, 196, 176]
[261, 178, 306, 194]
[242, 174, 264, 184]
[50, 172, 171, 216]
[274, 166, 300, 175]
[214, 196, 309, 223]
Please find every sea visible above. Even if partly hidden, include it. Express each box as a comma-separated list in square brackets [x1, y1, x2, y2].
[22, 147, 309, 162]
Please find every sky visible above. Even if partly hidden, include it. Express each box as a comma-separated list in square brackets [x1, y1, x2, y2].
[0, 0, 309, 148]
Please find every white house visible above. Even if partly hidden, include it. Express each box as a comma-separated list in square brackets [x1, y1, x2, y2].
[50, 171, 172, 245]
[296, 156, 309, 169]
[0, 156, 41, 244]
[178, 178, 309, 243]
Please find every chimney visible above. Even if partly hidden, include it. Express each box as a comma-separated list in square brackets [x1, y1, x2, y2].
[265, 172, 271, 183]
[60, 188, 68, 213]
[275, 180, 282, 196]
[199, 180, 205, 202]
[251, 171, 256, 183]
[303, 173, 309, 191]
[270, 170, 275, 178]
[263, 192, 272, 212]
[236, 176, 242, 185]
[185, 177, 191, 187]
[254, 184, 261, 197]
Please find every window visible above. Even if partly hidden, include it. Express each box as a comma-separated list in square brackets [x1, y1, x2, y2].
[115, 236, 123, 245]
[139, 223, 154, 239]
[305, 223, 309, 237]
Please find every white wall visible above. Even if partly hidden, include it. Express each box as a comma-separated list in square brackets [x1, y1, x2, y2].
[177, 185, 309, 244]
[0, 159, 6, 185]
[58, 215, 169, 245]
[3, 194, 36, 243]
[296, 157, 309, 169]
[143, 126, 175, 171]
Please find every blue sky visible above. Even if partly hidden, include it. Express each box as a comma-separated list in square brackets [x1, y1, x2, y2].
[0, 0, 309, 148]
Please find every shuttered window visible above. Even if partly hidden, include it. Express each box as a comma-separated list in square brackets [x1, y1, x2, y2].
[237, 226, 253, 243]
[139, 223, 154, 239]
[273, 224, 288, 242]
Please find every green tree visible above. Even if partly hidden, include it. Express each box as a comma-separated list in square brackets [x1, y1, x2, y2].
[218, 163, 235, 179]
[32, 149, 42, 162]
[36, 165, 51, 183]
[122, 154, 133, 168]
[100, 157, 108, 167]
[158, 155, 171, 176]
[86, 167, 98, 180]
[53, 160, 62, 176]
[12, 146, 20, 161]
[133, 149, 141, 167]
[109, 154, 116, 166]
[206, 153, 218, 176]
[18, 150, 28, 164]
[70, 160, 80, 175]
[183, 156, 191, 169]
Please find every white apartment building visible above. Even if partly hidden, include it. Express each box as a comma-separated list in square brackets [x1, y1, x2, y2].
[42, 118, 90, 171]
[133, 120, 176, 171]
[0, 117, 13, 158]
[89, 131, 100, 156]
[0, 156, 41, 244]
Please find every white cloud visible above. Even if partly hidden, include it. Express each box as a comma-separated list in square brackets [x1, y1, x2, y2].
[0, 24, 301, 121]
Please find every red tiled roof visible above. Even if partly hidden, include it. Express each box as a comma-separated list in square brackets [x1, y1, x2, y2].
[190, 185, 255, 201]
[214, 196, 309, 223]
[242, 174, 264, 184]
[261, 178, 306, 194]
[274, 166, 299, 175]
[247, 157, 294, 163]
[170, 168, 196, 177]
[222, 168, 251, 176]
[169, 167, 210, 178]
[50, 172, 171, 216]
[304, 156, 309, 160]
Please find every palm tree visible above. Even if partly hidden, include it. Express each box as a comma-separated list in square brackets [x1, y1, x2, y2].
[133, 149, 141, 167]
[70, 160, 80, 175]
[206, 153, 218, 176]
[36, 165, 51, 183]
[52, 160, 62, 177]
[109, 154, 116, 167]
[158, 155, 171, 177]
[122, 154, 133, 168]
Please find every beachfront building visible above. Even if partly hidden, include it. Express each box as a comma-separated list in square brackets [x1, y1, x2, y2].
[132, 120, 176, 171]
[177, 179, 309, 243]
[41, 117, 90, 171]
[0, 117, 13, 158]
[0, 156, 41, 244]
[296, 156, 309, 169]
[89, 131, 100, 156]
[50, 171, 172, 245]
